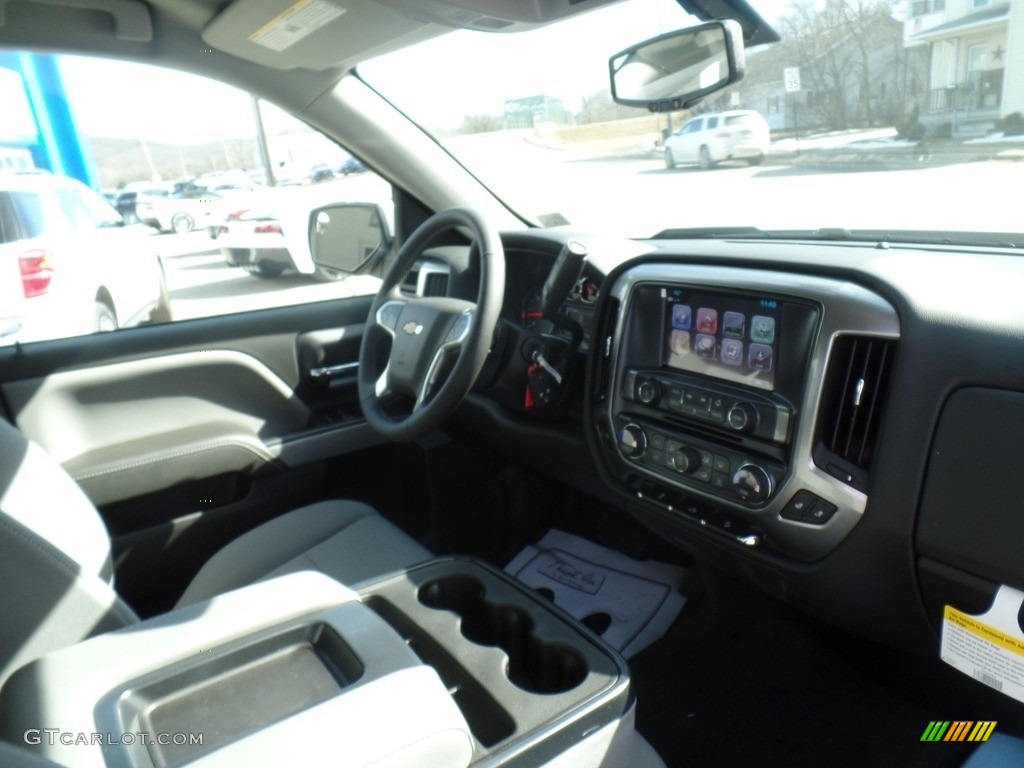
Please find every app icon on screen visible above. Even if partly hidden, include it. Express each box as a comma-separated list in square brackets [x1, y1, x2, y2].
[696, 308, 718, 334]
[695, 333, 716, 360]
[671, 304, 692, 330]
[751, 316, 776, 344]
[669, 329, 690, 355]
[721, 338, 743, 366]
[723, 312, 745, 338]
[749, 343, 773, 371]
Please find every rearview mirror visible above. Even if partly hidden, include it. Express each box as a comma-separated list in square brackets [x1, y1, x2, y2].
[309, 203, 391, 275]
[609, 20, 745, 111]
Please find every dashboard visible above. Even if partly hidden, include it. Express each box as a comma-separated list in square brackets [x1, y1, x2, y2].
[451, 228, 1024, 664]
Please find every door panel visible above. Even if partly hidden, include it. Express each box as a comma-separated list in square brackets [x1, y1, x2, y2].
[0, 295, 384, 615]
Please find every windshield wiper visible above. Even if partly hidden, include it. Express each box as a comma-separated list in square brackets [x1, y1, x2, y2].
[652, 227, 1024, 249]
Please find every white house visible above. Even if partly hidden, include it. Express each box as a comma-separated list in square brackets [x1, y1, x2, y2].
[905, 0, 1024, 133]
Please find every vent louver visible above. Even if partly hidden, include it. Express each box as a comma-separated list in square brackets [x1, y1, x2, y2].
[423, 272, 449, 297]
[813, 335, 896, 493]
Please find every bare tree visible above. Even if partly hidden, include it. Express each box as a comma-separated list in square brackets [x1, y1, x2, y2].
[456, 113, 503, 135]
[779, 0, 903, 130]
[576, 91, 636, 125]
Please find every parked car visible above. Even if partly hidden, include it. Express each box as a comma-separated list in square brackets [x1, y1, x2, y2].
[217, 181, 392, 280]
[136, 182, 254, 234]
[104, 182, 172, 224]
[663, 109, 770, 169]
[338, 156, 366, 175]
[0, 171, 170, 345]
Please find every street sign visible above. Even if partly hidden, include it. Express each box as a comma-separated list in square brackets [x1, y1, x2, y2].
[784, 67, 801, 93]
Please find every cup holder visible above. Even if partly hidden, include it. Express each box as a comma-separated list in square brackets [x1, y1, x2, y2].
[419, 576, 587, 694]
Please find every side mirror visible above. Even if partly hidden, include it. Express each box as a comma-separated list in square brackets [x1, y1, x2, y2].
[309, 203, 391, 275]
[609, 20, 745, 112]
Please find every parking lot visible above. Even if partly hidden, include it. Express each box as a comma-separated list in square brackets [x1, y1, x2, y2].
[156, 231, 381, 321]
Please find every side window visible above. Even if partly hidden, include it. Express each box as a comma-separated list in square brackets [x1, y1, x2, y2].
[2, 52, 392, 346]
[56, 188, 97, 230]
[706, 116, 719, 130]
[6, 191, 46, 241]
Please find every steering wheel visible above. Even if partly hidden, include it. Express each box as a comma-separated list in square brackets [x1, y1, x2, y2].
[358, 207, 505, 442]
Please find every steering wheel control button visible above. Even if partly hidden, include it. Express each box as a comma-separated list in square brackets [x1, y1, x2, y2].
[445, 312, 471, 343]
[782, 490, 819, 520]
[618, 424, 647, 459]
[731, 464, 773, 503]
[376, 301, 404, 331]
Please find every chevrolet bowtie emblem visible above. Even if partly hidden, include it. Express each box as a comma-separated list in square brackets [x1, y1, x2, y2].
[403, 321, 423, 336]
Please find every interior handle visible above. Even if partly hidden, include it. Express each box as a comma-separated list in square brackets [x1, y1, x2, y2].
[309, 361, 359, 380]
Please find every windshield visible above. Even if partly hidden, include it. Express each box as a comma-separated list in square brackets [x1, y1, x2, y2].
[361, 0, 1023, 242]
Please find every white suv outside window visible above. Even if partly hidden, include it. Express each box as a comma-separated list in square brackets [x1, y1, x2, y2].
[0, 171, 170, 345]
[663, 110, 770, 170]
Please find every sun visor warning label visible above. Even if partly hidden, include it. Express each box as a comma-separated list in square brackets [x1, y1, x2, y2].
[941, 585, 1024, 704]
[249, 0, 345, 52]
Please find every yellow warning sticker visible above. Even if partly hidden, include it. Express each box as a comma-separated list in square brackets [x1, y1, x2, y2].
[249, 0, 345, 52]
[941, 586, 1024, 705]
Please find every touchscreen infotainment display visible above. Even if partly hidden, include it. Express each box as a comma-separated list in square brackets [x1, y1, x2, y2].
[662, 286, 780, 391]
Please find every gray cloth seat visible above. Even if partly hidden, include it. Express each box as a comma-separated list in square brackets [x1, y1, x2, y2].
[178, 500, 432, 607]
[0, 417, 430, 688]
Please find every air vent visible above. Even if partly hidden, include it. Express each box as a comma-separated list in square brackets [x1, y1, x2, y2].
[423, 272, 449, 297]
[813, 335, 896, 493]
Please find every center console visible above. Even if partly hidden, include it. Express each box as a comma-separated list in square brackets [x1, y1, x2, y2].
[588, 262, 900, 562]
[0, 563, 634, 768]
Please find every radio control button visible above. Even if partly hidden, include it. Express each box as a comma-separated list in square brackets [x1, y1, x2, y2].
[726, 402, 759, 433]
[668, 447, 701, 474]
[637, 378, 662, 405]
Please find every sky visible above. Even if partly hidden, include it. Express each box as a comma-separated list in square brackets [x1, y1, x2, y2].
[6, 0, 795, 144]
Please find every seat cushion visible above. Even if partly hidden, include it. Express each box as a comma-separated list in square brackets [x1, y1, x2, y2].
[177, 500, 432, 607]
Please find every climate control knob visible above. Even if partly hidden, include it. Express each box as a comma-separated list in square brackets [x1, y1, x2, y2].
[668, 447, 701, 474]
[636, 378, 662, 405]
[726, 402, 759, 433]
[732, 464, 773, 503]
[618, 424, 647, 459]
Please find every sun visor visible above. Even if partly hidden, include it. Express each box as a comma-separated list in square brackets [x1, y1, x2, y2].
[201, 0, 439, 70]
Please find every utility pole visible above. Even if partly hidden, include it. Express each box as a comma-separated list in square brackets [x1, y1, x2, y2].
[250, 95, 277, 187]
